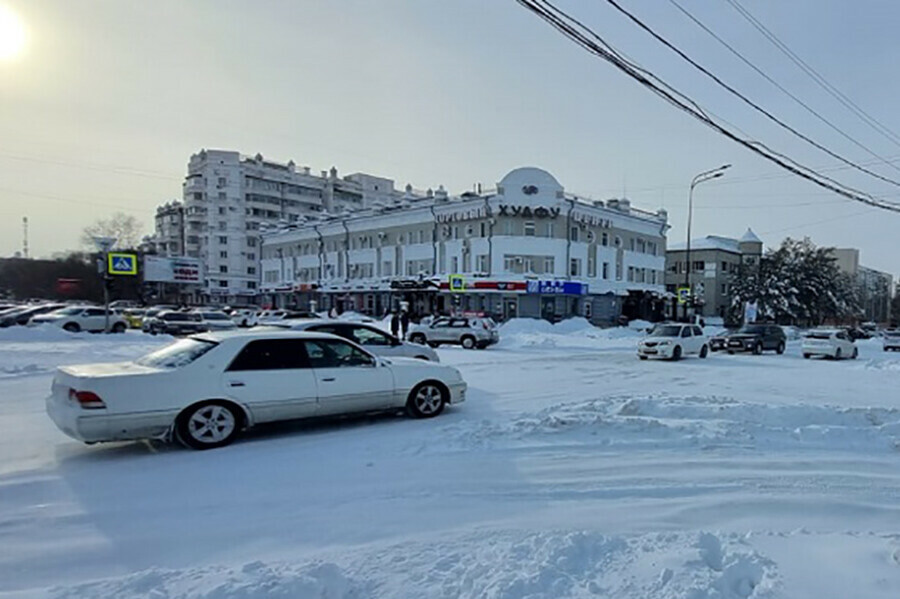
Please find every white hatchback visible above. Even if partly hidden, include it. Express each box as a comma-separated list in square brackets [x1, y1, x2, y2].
[802, 329, 858, 359]
[638, 323, 709, 360]
[46, 330, 466, 450]
[30, 306, 128, 333]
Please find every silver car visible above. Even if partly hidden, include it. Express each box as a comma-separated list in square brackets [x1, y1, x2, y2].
[270, 319, 440, 362]
[408, 317, 499, 349]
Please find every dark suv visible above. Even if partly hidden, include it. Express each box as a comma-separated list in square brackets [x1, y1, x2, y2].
[147, 311, 208, 336]
[722, 324, 786, 355]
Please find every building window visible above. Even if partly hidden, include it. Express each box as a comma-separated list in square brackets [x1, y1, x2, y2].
[246, 267, 256, 275]
[247, 281, 256, 289]
[614, 236, 622, 247]
[247, 253, 256, 261]
[545, 222, 554, 237]
[569, 258, 581, 277]
[480, 222, 486, 237]
[452, 226, 459, 240]
[218, 280, 228, 288]
[570, 227, 579, 242]
[524, 221, 536, 237]
[219, 265, 228, 274]
[721, 283, 728, 294]
[418, 230, 425, 244]
[601, 232, 609, 246]
[692, 261, 705, 272]
[466, 225, 474, 238]
[721, 261, 729, 272]
[383, 261, 392, 276]
[602, 262, 609, 279]
[219, 251, 228, 259]
[477, 255, 489, 272]
[218, 207, 226, 215]
[627, 266, 634, 282]
[451, 256, 459, 272]
[543, 257, 555, 274]
[218, 236, 228, 244]
[616, 262, 622, 280]
[217, 177, 226, 187]
[647, 241, 656, 256]
[218, 192, 226, 200]
[587, 254, 596, 277]
[503, 220, 514, 235]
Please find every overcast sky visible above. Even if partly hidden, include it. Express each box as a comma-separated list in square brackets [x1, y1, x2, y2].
[1, 0, 899, 276]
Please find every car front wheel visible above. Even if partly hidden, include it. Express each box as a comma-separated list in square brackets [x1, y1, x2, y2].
[111, 322, 126, 334]
[63, 322, 80, 333]
[699, 345, 708, 359]
[834, 348, 842, 360]
[753, 342, 763, 355]
[851, 347, 858, 360]
[671, 345, 682, 361]
[406, 382, 447, 418]
[176, 401, 241, 450]
[460, 335, 477, 350]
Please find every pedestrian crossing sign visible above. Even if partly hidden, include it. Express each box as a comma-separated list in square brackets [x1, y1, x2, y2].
[449, 274, 466, 292]
[108, 252, 138, 275]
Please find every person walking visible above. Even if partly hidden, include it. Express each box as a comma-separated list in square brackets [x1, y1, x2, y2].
[390, 311, 400, 338]
[400, 310, 410, 340]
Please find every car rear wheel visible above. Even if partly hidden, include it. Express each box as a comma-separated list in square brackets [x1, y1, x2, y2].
[406, 382, 447, 418]
[776, 341, 785, 355]
[699, 345, 708, 359]
[803, 353, 811, 359]
[461, 335, 476, 350]
[409, 333, 427, 345]
[62, 322, 80, 333]
[176, 401, 241, 450]
[851, 347, 858, 360]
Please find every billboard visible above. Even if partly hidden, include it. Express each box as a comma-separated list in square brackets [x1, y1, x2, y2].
[526, 280, 589, 295]
[143, 256, 204, 284]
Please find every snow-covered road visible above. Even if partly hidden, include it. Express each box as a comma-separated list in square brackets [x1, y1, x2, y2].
[1, 322, 899, 598]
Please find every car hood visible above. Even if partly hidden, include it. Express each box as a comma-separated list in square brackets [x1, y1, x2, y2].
[59, 361, 163, 378]
[727, 333, 761, 340]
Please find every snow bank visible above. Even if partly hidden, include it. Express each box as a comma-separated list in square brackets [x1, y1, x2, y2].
[498, 317, 642, 350]
[52, 530, 779, 599]
[0, 325, 83, 342]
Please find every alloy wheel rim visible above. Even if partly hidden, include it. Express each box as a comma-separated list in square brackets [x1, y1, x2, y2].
[189, 405, 235, 442]
[414, 386, 443, 414]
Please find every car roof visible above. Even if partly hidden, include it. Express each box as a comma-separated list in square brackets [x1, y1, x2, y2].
[275, 318, 378, 329]
[192, 329, 348, 343]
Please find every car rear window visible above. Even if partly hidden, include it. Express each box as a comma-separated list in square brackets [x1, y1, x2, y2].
[807, 332, 833, 340]
[135, 338, 218, 368]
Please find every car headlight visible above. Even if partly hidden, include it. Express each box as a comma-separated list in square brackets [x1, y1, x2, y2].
[658, 340, 671, 346]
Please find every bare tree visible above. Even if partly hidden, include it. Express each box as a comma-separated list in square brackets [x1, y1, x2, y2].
[80, 213, 144, 250]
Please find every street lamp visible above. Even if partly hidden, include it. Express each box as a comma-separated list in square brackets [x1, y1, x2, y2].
[683, 164, 730, 321]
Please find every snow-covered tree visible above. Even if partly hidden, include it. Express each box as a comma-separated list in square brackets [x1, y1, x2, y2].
[729, 237, 861, 326]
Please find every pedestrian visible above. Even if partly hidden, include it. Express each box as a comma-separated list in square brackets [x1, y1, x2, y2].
[400, 310, 410, 340]
[390, 311, 400, 338]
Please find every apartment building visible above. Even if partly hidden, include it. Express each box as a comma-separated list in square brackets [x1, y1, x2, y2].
[153, 149, 408, 304]
[260, 167, 669, 324]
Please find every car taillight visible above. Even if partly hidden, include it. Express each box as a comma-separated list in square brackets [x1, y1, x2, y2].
[69, 389, 106, 409]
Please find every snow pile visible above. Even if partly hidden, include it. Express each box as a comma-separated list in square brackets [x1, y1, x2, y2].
[51, 531, 779, 599]
[441, 394, 900, 453]
[628, 318, 654, 331]
[0, 325, 83, 342]
[499, 317, 641, 349]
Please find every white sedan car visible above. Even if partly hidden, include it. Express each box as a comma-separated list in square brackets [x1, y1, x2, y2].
[884, 330, 900, 352]
[46, 330, 466, 450]
[269, 319, 440, 361]
[638, 323, 709, 360]
[30, 305, 128, 333]
[802, 329, 858, 360]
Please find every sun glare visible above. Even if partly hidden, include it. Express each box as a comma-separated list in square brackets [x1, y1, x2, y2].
[0, 4, 26, 61]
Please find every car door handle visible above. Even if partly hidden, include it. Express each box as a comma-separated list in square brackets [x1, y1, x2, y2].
[229, 381, 245, 387]
[321, 377, 336, 382]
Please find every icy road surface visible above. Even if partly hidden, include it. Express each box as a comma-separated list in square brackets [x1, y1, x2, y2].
[0, 321, 899, 598]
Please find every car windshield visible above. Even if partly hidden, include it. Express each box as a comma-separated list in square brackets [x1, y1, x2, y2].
[165, 312, 200, 321]
[649, 325, 682, 337]
[135, 338, 218, 368]
[738, 325, 767, 334]
[807, 332, 834, 340]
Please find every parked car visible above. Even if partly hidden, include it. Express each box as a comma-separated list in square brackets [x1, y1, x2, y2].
[194, 310, 237, 331]
[141, 305, 179, 332]
[146, 311, 209, 336]
[258, 310, 315, 325]
[121, 308, 146, 329]
[720, 324, 786, 355]
[882, 330, 900, 352]
[407, 317, 499, 349]
[843, 327, 871, 341]
[271, 319, 440, 361]
[638, 323, 709, 360]
[0, 303, 66, 327]
[30, 306, 128, 333]
[45, 330, 467, 449]
[802, 329, 858, 360]
[228, 307, 260, 328]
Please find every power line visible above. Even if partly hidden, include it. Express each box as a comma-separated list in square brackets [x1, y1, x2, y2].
[725, 0, 900, 150]
[667, 0, 900, 178]
[603, 0, 900, 187]
[513, 0, 900, 214]
[0, 153, 182, 182]
[0, 187, 154, 214]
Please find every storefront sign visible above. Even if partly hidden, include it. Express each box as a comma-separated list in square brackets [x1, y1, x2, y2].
[498, 205, 560, 219]
[390, 279, 438, 290]
[439, 280, 527, 292]
[144, 256, 204, 284]
[526, 280, 589, 295]
[571, 211, 612, 228]
[435, 206, 490, 223]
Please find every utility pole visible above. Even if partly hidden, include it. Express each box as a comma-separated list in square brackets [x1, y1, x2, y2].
[92, 236, 117, 333]
[22, 216, 28, 259]
[684, 164, 731, 321]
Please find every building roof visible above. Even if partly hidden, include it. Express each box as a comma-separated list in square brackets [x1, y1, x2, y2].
[740, 228, 762, 243]
[667, 235, 741, 253]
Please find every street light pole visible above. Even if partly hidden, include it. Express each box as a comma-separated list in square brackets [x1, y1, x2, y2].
[684, 164, 730, 321]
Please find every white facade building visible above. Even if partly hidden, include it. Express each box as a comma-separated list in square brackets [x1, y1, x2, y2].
[260, 167, 669, 323]
[153, 149, 410, 303]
